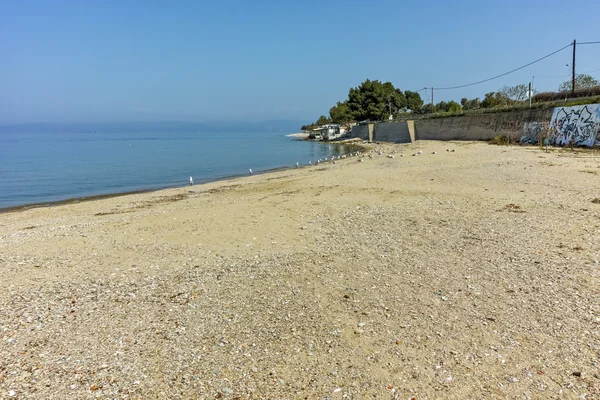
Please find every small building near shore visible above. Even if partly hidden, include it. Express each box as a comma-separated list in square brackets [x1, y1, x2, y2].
[319, 124, 345, 141]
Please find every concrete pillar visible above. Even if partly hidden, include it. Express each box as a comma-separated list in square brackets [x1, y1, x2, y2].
[407, 120, 416, 142]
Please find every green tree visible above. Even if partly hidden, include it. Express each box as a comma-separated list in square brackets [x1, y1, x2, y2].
[420, 104, 435, 114]
[435, 101, 449, 112]
[461, 97, 480, 110]
[480, 92, 510, 108]
[558, 74, 600, 92]
[447, 100, 462, 113]
[329, 101, 352, 125]
[404, 90, 424, 113]
[347, 79, 407, 121]
[315, 115, 332, 126]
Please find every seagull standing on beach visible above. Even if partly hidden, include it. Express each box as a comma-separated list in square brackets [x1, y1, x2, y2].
[189, 176, 193, 186]
[249, 168, 253, 175]
[296, 162, 300, 168]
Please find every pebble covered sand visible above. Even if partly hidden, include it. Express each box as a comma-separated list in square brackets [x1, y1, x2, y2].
[0, 140, 599, 399]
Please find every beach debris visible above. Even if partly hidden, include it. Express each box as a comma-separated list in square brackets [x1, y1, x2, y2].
[359, 158, 364, 162]
[413, 153, 419, 156]
[451, 149, 456, 152]
[249, 169, 253, 175]
[8, 391, 15, 397]
[572, 371, 582, 377]
[333, 388, 342, 393]
[431, 151, 437, 154]
[417, 150, 423, 154]
[591, 198, 600, 204]
[387, 155, 394, 159]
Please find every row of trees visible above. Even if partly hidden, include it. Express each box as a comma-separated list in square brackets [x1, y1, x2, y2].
[302, 75, 600, 130]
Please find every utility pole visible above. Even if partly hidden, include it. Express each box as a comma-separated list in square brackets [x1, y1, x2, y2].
[572, 39, 576, 95]
[431, 87, 434, 107]
[529, 81, 532, 108]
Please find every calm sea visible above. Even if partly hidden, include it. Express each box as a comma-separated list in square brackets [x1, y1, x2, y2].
[0, 131, 359, 209]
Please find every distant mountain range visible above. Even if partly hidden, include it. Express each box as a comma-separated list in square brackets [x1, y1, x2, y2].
[0, 120, 309, 134]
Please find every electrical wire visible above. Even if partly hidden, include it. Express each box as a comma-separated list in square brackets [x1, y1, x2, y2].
[432, 43, 573, 90]
[579, 41, 600, 45]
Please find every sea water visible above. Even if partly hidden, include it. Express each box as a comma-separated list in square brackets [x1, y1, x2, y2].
[0, 131, 359, 209]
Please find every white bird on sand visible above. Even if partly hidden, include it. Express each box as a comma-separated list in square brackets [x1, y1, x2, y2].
[308, 161, 312, 165]
[189, 176, 193, 186]
[296, 162, 300, 168]
[249, 168, 253, 175]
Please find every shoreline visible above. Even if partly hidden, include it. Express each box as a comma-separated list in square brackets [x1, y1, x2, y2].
[0, 140, 369, 214]
[0, 164, 292, 214]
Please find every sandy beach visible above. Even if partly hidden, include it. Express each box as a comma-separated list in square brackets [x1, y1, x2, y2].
[1, 140, 599, 399]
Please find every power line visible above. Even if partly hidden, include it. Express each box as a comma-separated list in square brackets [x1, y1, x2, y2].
[579, 41, 600, 45]
[432, 42, 573, 90]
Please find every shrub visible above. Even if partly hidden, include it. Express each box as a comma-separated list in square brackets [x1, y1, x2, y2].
[489, 135, 511, 145]
[532, 86, 600, 102]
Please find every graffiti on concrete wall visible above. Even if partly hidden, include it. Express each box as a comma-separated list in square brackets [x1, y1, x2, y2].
[549, 104, 600, 146]
[521, 121, 548, 144]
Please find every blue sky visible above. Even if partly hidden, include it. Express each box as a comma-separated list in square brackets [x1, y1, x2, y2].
[1, 0, 599, 124]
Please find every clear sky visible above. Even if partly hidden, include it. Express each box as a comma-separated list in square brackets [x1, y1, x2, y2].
[2, 0, 599, 124]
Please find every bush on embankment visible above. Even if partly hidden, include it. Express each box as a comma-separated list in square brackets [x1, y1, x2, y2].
[533, 86, 600, 102]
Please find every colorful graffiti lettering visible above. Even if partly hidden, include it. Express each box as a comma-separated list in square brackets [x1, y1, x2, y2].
[549, 104, 600, 147]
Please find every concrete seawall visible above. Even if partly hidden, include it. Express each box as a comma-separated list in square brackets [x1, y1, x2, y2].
[350, 122, 411, 143]
[414, 108, 553, 141]
[348, 104, 600, 146]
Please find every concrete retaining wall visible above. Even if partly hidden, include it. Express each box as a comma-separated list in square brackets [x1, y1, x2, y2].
[373, 122, 411, 143]
[347, 105, 600, 145]
[351, 124, 370, 140]
[414, 108, 555, 141]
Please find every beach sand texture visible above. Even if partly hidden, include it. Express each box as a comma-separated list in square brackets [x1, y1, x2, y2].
[1, 141, 599, 399]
